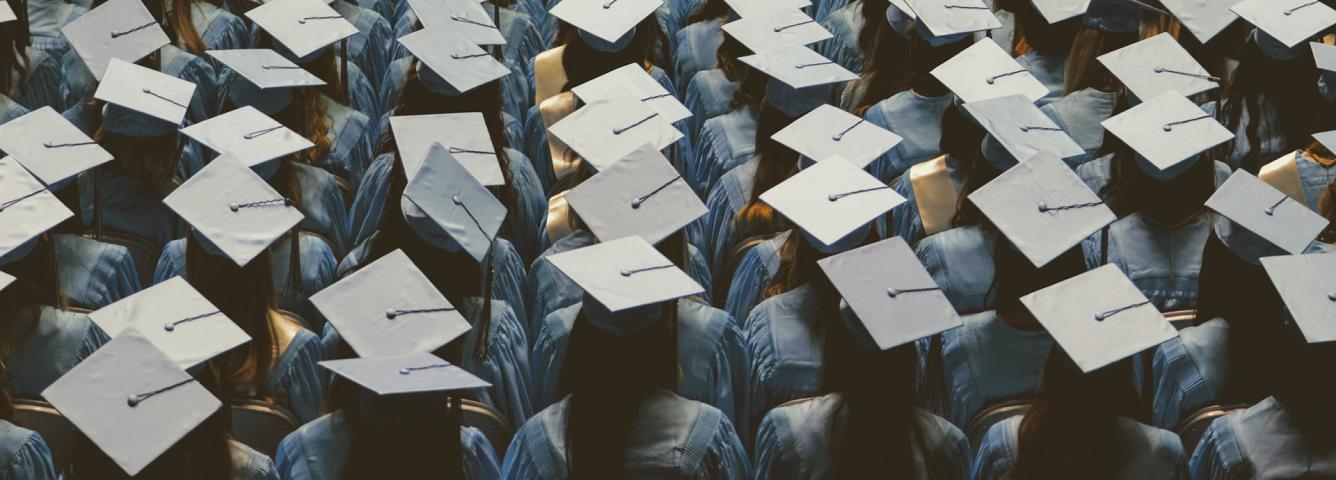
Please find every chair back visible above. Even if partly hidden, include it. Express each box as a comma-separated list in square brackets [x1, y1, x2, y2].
[1177, 404, 1249, 455]
[13, 399, 78, 473]
[230, 400, 302, 458]
[1163, 310, 1196, 330]
[461, 399, 514, 457]
[966, 398, 1037, 455]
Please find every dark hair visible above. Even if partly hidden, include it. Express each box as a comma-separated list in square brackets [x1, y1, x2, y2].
[0, 0, 28, 98]
[1208, 38, 1323, 173]
[558, 305, 678, 478]
[165, 0, 210, 55]
[1062, 26, 1136, 95]
[556, 16, 668, 92]
[732, 102, 802, 248]
[848, 7, 911, 116]
[1012, 347, 1144, 480]
[937, 104, 992, 229]
[184, 234, 280, 402]
[0, 235, 64, 394]
[1096, 97, 1217, 223]
[685, 0, 728, 26]
[906, 29, 970, 97]
[993, 240, 1087, 325]
[1001, 0, 1080, 56]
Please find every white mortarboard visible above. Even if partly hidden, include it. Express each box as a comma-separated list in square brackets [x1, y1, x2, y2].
[723, 0, 811, 17]
[1030, 0, 1091, 24]
[1206, 169, 1328, 255]
[60, 0, 170, 80]
[402, 144, 507, 263]
[969, 152, 1117, 266]
[760, 156, 906, 249]
[404, 0, 506, 45]
[41, 329, 221, 476]
[907, 0, 1003, 39]
[547, 87, 682, 171]
[389, 113, 504, 186]
[1231, 0, 1336, 49]
[722, 10, 833, 55]
[94, 58, 196, 125]
[88, 276, 250, 369]
[771, 104, 903, 169]
[547, 235, 704, 313]
[739, 46, 858, 90]
[571, 63, 691, 124]
[565, 143, 705, 244]
[208, 49, 327, 89]
[1098, 33, 1220, 101]
[550, 0, 662, 44]
[963, 94, 1085, 167]
[1316, 130, 1336, 152]
[0, 271, 13, 293]
[310, 249, 471, 357]
[0, 107, 112, 186]
[1315, 42, 1336, 72]
[1158, 0, 1241, 43]
[1260, 252, 1336, 344]
[0, 1, 15, 24]
[931, 38, 1050, 104]
[0, 157, 71, 261]
[163, 155, 304, 266]
[1101, 91, 1233, 175]
[817, 236, 961, 350]
[320, 353, 491, 395]
[1021, 264, 1177, 373]
[180, 106, 313, 170]
[245, 0, 359, 59]
[399, 26, 511, 95]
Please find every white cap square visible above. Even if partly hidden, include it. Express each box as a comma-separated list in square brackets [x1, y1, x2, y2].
[969, 152, 1117, 267]
[1206, 169, 1328, 255]
[181, 106, 314, 170]
[389, 112, 505, 186]
[1260, 252, 1336, 344]
[1021, 264, 1178, 373]
[548, 86, 683, 171]
[723, 0, 811, 17]
[931, 38, 1051, 104]
[60, 0, 170, 80]
[571, 63, 691, 124]
[0, 158, 72, 261]
[547, 235, 703, 314]
[88, 276, 251, 369]
[962, 94, 1085, 164]
[0, 107, 112, 186]
[1100, 91, 1233, 175]
[908, 0, 1003, 38]
[0, 271, 14, 293]
[722, 10, 833, 55]
[550, 0, 663, 44]
[398, 26, 511, 95]
[310, 249, 472, 358]
[402, 145, 507, 263]
[1098, 32, 1220, 101]
[1030, 0, 1091, 24]
[818, 236, 961, 350]
[761, 156, 906, 248]
[208, 49, 326, 89]
[246, 0, 359, 59]
[565, 143, 706, 244]
[1316, 130, 1336, 152]
[1314, 41, 1336, 72]
[1158, 0, 1241, 43]
[1231, 0, 1336, 48]
[163, 155, 304, 266]
[739, 46, 858, 89]
[320, 353, 491, 395]
[94, 58, 196, 125]
[771, 104, 903, 169]
[0, 1, 16, 24]
[405, 0, 506, 45]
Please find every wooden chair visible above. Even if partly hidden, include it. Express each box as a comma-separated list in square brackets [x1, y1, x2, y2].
[966, 399, 1037, 455]
[13, 399, 78, 473]
[230, 400, 302, 458]
[1177, 404, 1249, 456]
[461, 399, 514, 458]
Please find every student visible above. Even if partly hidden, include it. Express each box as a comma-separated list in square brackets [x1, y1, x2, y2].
[0, 0, 65, 114]
[0, 380, 57, 479]
[672, 0, 728, 96]
[816, 0, 886, 74]
[996, 0, 1082, 105]
[838, 0, 910, 113]
[158, 157, 329, 422]
[164, 0, 251, 53]
[753, 237, 970, 479]
[879, 103, 983, 247]
[1256, 113, 1336, 219]
[502, 237, 751, 479]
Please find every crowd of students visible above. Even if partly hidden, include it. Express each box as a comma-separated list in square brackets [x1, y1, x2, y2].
[1, 0, 1335, 477]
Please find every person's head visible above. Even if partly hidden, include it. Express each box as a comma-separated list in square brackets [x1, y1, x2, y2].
[1209, 30, 1324, 172]
[0, 0, 28, 98]
[557, 16, 667, 92]
[992, 240, 1087, 323]
[185, 232, 279, 392]
[1139, 7, 1228, 98]
[820, 322, 922, 477]
[1000, 0, 1082, 56]
[850, 1, 912, 116]
[166, 0, 209, 54]
[0, 235, 64, 379]
[1096, 97, 1218, 222]
[94, 124, 183, 189]
[732, 99, 805, 243]
[905, 26, 971, 95]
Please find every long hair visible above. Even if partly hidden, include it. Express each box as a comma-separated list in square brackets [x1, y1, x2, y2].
[938, 104, 992, 228]
[1001, 0, 1081, 56]
[1311, 109, 1336, 242]
[185, 233, 279, 400]
[732, 101, 808, 248]
[252, 34, 336, 166]
[558, 305, 678, 478]
[556, 16, 667, 92]
[1062, 26, 1135, 95]
[166, 0, 208, 54]
[1095, 97, 1217, 222]
[849, 8, 911, 116]
[0, 0, 28, 98]
[1012, 347, 1144, 480]
[0, 235, 64, 388]
[1208, 38, 1322, 173]
[685, 0, 728, 26]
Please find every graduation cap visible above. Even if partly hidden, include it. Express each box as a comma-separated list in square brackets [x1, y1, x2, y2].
[401, 144, 507, 263]
[310, 249, 472, 358]
[817, 236, 961, 351]
[722, 9, 833, 54]
[0, 107, 112, 186]
[565, 143, 706, 244]
[1314, 42, 1336, 72]
[770, 104, 903, 169]
[739, 46, 858, 90]
[245, 0, 359, 60]
[1316, 130, 1336, 152]
[1020, 264, 1178, 373]
[180, 106, 313, 170]
[550, 0, 663, 45]
[399, 26, 511, 96]
[1260, 252, 1336, 344]
[547, 235, 703, 334]
[404, 0, 506, 45]
[163, 154, 305, 267]
[1099, 32, 1220, 101]
[571, 63, 691, 124]
[932, 38, 1051, 104]
[0, 1, 16, 24]
[60, 0, 170, 80]
[95, 58, 196, 128]
[389, 112, 505, 186]
[963, 94, 1085, 169]
[1206, 169, 1328, 256]
[41, 329, 222, 476]
[0, 157, 71, 262]
[1231, 0, 1336, 49]
[1084, 0, 1156, 33]
[1029, 0, 1091, 24]
[547, 86, 683, 171]
[969, 152, 1117, 267]
[1158, 0, 1241, 44]
[0, 271, 14, 294]
[320, 352, 491, 395]
[209, 49, 326, 115]
[761, 156, 906, 250]
[88, 276, 251, 369]
[1100, 91, 1233, 180]
[908, 0, 1002, 42]
[723, 0, 811, 17]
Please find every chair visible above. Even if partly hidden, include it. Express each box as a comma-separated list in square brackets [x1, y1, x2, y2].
[966, 399, 1037, 455]
[13, 399, 78, 473]
[1164, 310, 1196, 330]
[83, 229, 161, 287]
[1177, 404, 1248, 455]
[230, 400, 302, 458]
[461, 399, 513, 457]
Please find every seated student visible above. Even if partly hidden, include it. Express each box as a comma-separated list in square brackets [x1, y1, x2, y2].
[0, 382, 57, 479]
[389, 0, 543, 100]
[317, 148, 533, 429]
[815, 0, 885, 74]
[502, 238, 751, 479]
[721, 230, 788, 325]
[0, 0, 65, 115]
[995, 0, 1080, 106]
[836, 0, 910, 113]
[686, 69, 759, 199]
[165, 0, 252, 54]
[276, 349, 500, 479]
[672, 0, 727, 97]
[1190, 252, 1336, 479]
[1257, 110, 1335, 216]
[329, 0, 394, 93]
[157, 158, 328, 422]
[754, 237, 970, 479]
[879, 102, 981, 247]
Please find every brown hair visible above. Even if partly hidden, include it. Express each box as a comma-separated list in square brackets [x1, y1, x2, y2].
[185, 234, 280, 400]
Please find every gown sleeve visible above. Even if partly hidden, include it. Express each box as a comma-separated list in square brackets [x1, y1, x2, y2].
[969, 418, 1018, 480]
[273, 330, 329, 423]
[0, 431, 58, 480]
[463, 426, 503, 480]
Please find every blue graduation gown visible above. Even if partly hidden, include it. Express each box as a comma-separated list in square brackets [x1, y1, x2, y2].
[314, 94, 376, 191]
[1039, 88, 1118, 165]
[27, 1, 83, 55]
[722, 231, 788, 325]
[231, 440, 281, 480]
[78, 168, 186, 250]
[815, 1, 866, 73]
[275, 411, 500, 480]
[16, 47, 65, 112]
[4, 306, 110, 398]
[186, 1, 253, 52]
[1190, 397, 1336, 479]
[743, 285, 824, 431]
[54, 233, 142, 311]
[1016, 50, 1067, 107]
[60, 45, 220, 124]
[932, 311, 1051, 428]
[1151, 319, 1228, 430]
[973, 416, 1187, 479]
[864, 90, 953, 184]
[915, 226, 997, 315]
[689, 105, 756, 199]
[0, 421, 57, 480]
[331, 1, 394, 93]
[673, 20, 724, 98]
